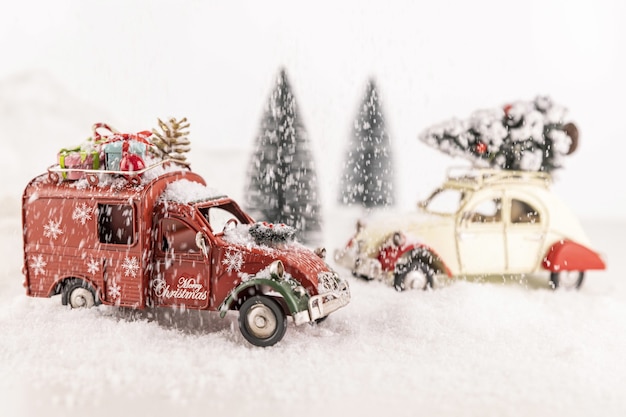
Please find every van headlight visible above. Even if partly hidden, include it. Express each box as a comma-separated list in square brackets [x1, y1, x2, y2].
[269, 260, 285, 280]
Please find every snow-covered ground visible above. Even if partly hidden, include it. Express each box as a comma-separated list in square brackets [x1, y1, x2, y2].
[1, 145, 625, 416]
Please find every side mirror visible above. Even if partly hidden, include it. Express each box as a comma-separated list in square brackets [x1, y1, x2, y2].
[314, 247, 327, 259]
[195, 232, 208, 257]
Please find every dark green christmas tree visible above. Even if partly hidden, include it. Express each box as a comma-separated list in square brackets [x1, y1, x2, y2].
[338, 79, 395, 208]
[418, 96, 579, 173]
[245, 69, 322, 244]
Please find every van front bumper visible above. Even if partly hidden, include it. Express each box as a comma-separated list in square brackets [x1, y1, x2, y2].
[292, 279, 351, 326]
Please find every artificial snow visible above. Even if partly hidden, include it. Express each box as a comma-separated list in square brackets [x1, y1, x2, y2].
[161, 179, 222, 204]
[3, 144, 625, 417]
[222, 223, 309, 255]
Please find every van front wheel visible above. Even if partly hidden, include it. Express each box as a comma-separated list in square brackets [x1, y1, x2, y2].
[239, 296, 287, 347]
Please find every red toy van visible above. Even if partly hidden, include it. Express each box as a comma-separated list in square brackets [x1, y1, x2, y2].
[22, 161, 350, 346]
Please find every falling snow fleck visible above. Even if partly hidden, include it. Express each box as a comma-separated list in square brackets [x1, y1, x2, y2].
[43, 219, 63, 240]
[87, 258, 100, 275]
[222, 251, 244, 273]
[29, 255, 47, 276]
[108, 282, 121, 300]
[122, 256, 140, 278]
[72, 203, 93, 225]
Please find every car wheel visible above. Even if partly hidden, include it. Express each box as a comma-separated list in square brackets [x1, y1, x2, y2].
[239, 296, 287, 347]
[550, 271, 585, 290]
[394, 259, 434, 291]
[351, 271, 375, 281]
[64, 279, 98, 308]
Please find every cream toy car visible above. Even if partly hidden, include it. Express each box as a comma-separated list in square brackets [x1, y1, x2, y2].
[334, 168, 605, 291]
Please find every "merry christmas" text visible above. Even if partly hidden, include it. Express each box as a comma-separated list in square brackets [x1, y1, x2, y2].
[152, 276, 207, 300]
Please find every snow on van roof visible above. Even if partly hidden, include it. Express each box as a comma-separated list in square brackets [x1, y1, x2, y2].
[161, 179, 223, 203]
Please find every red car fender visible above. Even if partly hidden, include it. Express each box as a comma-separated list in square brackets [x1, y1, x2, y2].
[378, 242, 452, 277]
[542, 240, 606, 272]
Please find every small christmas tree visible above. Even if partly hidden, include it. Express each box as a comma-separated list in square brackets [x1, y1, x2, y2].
[244, 69, 322, 244]
[150, 117, 191, 165]
[419, 96, 578, 173]
[338, 79, 395, 208]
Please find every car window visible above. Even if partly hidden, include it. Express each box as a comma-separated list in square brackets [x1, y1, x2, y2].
[464, 198, 502, 223]
[97, 203, 135, 245]
[161, 218, 198, 253]
[422, 188, 465, 215]
[202, 207, 239, 234]
[510, 199, 541, 224]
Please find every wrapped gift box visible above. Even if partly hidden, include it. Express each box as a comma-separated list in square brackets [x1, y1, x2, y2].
[103, 141, 147, 171]
[58, 148, 103, 180]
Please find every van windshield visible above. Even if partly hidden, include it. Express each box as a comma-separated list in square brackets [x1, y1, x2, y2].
[198, 202, 251, 234]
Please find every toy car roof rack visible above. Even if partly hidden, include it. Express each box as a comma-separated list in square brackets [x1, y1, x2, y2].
[446, 166, 552, 189]
[47, 158, 190, 187]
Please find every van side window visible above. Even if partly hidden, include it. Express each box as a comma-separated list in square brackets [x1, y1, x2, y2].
[510, 199, 541, 224]
[161, 218, 198, 253]
[98, 204, 135, 245]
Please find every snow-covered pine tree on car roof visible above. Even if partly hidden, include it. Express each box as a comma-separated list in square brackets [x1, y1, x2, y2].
[418, 96, 579, 173]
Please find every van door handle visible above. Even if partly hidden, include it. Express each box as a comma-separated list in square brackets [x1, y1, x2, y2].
[458, 232, 475, 241]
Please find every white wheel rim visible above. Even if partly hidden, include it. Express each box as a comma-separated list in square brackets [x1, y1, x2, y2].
[70, 288, 95, 308]
[405, 270, 428, 290]
[559, 271, 580, 289]
[246, 304, 277, 339]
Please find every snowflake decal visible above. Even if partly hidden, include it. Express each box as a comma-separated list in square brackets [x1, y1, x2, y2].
[108, 282, 121, 300]
[72, 203, 93, 225]
[43, 219, 63, 240]
[87, 258, 100, 275]
[222, 251, 244, 273]
[122, 256, 140, 278]
[29, 255, 47, 276]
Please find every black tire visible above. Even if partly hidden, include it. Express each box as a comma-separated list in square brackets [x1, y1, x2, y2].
[351, 271, 374, 281]
[352, 258, 374, 281]
[238, 296, 287, 347]
[550, 271, 585, 290]
[394, 259, 434, 292]
[64, 279, 99, 308]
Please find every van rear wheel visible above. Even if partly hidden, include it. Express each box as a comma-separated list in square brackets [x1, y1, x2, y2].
[64, 280, 98, 308]
[239, 296, 287, 347]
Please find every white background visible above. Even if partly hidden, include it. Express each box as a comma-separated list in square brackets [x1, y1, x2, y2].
[1, 0, 625, 216]
[1, 1, 626, 416]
